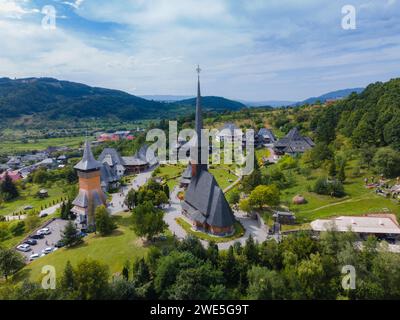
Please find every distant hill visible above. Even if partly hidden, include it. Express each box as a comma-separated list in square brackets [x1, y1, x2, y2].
[0, 77, 178, 121]
[175, 96, 246, 111]
[295, 88, 364, 106]
[0, 78, 247, 123]
[240, 100, 295, 108]
[140, 95, 193, 102]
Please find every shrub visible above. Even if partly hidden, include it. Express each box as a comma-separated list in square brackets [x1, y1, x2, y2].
[312, 177, 345, 197]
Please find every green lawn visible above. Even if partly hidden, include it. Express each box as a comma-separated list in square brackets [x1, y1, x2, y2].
[155, 164, 186, 190]
[13, 214, 172, 284]
[268, 161, 400, 224]
[0, 136, 85, 156]
[255, 148, 271, 160]
[0, 183, 66, 217]
[209, 168, 238, 190]
[175, 217, 244, 243]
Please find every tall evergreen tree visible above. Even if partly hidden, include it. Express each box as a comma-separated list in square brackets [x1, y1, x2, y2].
[0, 173, 19, 201]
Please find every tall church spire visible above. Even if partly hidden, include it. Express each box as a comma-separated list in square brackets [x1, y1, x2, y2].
[195, 65, 203, 147]
[191, 65, 207, 176]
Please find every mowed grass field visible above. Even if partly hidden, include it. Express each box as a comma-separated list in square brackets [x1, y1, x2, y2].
[13, 214, 171, 284]
[0, 136, 85, 155]
[0, 183, 65, 216]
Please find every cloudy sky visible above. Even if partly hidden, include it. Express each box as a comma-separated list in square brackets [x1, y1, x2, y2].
[0, 0, 399, 101]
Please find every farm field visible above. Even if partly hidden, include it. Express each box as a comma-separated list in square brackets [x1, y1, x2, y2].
[0, 136, 85, 156]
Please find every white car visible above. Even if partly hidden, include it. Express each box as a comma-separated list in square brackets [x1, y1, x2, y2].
[29, 253, 39, 261]
[37, 228, 51, 235]
[42, 247, 53, 254]
[17, 244, 31, 252]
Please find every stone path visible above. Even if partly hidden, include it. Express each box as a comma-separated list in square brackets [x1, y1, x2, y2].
[108, 169, 155, 214]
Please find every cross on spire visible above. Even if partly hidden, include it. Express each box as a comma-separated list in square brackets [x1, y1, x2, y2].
[196, 64, 201, 75]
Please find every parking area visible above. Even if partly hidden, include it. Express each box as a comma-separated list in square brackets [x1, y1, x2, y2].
[17, 219, 69, 262]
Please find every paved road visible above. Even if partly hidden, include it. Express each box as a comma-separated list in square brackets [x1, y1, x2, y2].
[163, 186, 269, 250]
[17, 219, 69, 262]
[5, 203, 62, 221]
[108, 169, 155, 214]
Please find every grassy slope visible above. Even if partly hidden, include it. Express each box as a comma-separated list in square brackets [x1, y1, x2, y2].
[0, 183, 65, 216]
[13, 214, 171, 284]
[269, 162, 400, 224]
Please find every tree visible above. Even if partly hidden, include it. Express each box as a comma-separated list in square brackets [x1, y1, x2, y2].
[163, 184, 170, 199]
[60, 199, 73, 220]
[154, 251, 201, 299]
[122, 260, 130, 281]
[168, 263, 224, 300]
[124, 189, 137, 210]
[242, 157, 262, 193]
[328, 160, 337, 177]
[248, 185, 280, 210]
[131, 201, 167, 241]
[243, 235, 259, 264]
[359, 144, 376, 168]
[372, 147, 400, 178]
[0, 247, 25, 280]
[60, 260, 75, 292]
[73, 259, 110, 300]
[9, 221, 25, 236]
[61, 221, 83, 247]
[247, 267, 286, 299]
[239, 198, 252, 214]
[24, 213, 40, 231]
[132, 258, 151, 286]
[228, 189, 240, 205]
[0, 173, 19, 201]
[338, 163, 346, 183]
[95, 206, 116, 236]
[0, 224, 10, 242]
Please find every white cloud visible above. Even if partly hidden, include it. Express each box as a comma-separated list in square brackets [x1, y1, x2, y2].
[0, 0, 38, 19]
[0, 0, 399, 100]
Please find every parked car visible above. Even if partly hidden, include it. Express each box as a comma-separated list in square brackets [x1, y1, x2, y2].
[37, 228, 51, 235]
[24, 239, 38, 246]
[29, 253, 39, 261]
[30, 233, 44, 239]
[42, 247, 53, 254]
[55, 240, 65, 248]
[24, 205, 33, 211]
[38, 212, 48, 218]
[17, 244, 31, 252]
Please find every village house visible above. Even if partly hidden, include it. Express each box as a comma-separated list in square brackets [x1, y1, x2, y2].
[258, 128, 276, 145]
[311, 214, 400, 241]
[274, 127, 315, 155]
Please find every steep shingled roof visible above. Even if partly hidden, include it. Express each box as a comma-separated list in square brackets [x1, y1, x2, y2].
[183, 168, 235, 228]
[74, 140, 102, 171]
[274, 127, 315, 153]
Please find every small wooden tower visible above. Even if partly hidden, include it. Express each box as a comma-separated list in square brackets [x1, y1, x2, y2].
[72, 140, 106, 228]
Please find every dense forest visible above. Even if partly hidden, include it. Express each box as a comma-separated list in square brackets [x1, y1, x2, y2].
[0, 78, 245, 124]
[1, 232, 399, 300]
[311, 78, 400, 150]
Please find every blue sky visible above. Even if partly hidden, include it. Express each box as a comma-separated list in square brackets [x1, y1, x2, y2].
[0, 0, 399, 101]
